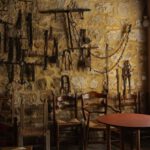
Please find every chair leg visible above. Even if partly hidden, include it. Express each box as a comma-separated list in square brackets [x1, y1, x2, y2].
[84, 125, 89, 150]
[18, 130, 23, 147]
[79, 125, 84, 150]
[120, 129, 125, 150]
[56, 125, 60, 150]
[103, 130, 106, 141]
[82, 125, 85, 150]
[46, 130, 50, 150]
[129, 132, 134, 150]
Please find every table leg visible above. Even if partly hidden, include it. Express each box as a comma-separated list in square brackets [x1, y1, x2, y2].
[120, 128, 124, 150]
[106, 125, 111, 150]
[136, 129, 140, 150]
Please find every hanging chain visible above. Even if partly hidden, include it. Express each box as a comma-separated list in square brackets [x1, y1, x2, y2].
[91, 33, 128, 59]
[91, 31, 130, 74]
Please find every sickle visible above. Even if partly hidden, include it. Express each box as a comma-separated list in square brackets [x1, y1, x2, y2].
[62, 50, 72, 70]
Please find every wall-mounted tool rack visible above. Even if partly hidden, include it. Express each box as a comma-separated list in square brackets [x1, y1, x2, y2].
[39, 8, 98, 71]
[39, 8, 91, 52]
[0, 4, 94, 84]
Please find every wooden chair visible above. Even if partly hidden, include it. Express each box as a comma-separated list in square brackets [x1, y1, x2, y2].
[0, 94, 15, 124]
[118, 92, 140, 113]
[115, 92, 141, 149]
[0, 121, 17, 147]
[0, 94, 17, 147]
[52, 94, 83, 150]
[18, 99, 50, 150]
[81, 91, 108, 149]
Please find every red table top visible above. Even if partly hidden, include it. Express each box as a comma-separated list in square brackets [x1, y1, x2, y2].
[97, 113, 150, 128]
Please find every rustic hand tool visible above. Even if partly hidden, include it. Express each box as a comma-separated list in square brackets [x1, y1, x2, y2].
[15, 9, 22, 30]
[61, 50, 73, 70]
[122, 60, 132, 96]
[43, 30, 48, 70]
[8, 37, 14, 63]
[15, 36, 22, 62]
[26, 12, 33, 50]
[25, 63, 35, 82]
[60, 75, 70, 95]
[4, 23, 9, 53]
[49, 37, 58, 63]
[77, 47, 91, 71]
[7, 64, 14, 83]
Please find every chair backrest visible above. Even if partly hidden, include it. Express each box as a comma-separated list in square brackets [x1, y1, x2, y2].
[20, 100, 48, 131]
[0, 94, 14, 124]
[52, 95, 78, 122]
[47, 91, 55, 123]
[81, 91, 108, 120]
[118, 92, 140, 113]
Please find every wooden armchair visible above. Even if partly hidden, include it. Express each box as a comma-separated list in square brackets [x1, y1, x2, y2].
[18, 99, 50, 150]
[81, 91, 108, 149]
[52, 94, 83, 150]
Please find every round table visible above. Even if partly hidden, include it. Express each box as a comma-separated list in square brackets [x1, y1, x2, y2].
[97, 113, 150, 150]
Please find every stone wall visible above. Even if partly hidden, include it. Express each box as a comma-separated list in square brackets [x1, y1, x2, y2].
[0, 0, 147, 110]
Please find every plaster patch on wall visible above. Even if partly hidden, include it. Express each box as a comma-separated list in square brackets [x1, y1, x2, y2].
[88, 30, 104, 42]
[95, 2, 113, 14]
[90, 79, 98, 89]
[56, 0, 66, 8]
[109, 80, 117, 90]
[111, 54, 121, 61]
[95, 2, 105, 12]
[90, 16, 105, 26]
[135, 20, 142, 28]
[129, 29, 146, 42]
[136, 81, 142, 88]
[37, 0, 58, 9]
[107, 30, 122, 41]
[118, 2, 129, 18]
[71, 76, 87, 92]
[103, 3, 113, 14]
[142, 76, 147, 81]
[123, 53, 132, 61]
[106, 16, 120, 26]
[130, 80, 135, 89]
[109, 70, 116, 77]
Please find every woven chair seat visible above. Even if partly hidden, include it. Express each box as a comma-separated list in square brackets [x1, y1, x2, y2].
[21, 127, 46, 136]
[57, 118, 81, 126]
[88, 120, 106, 129]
